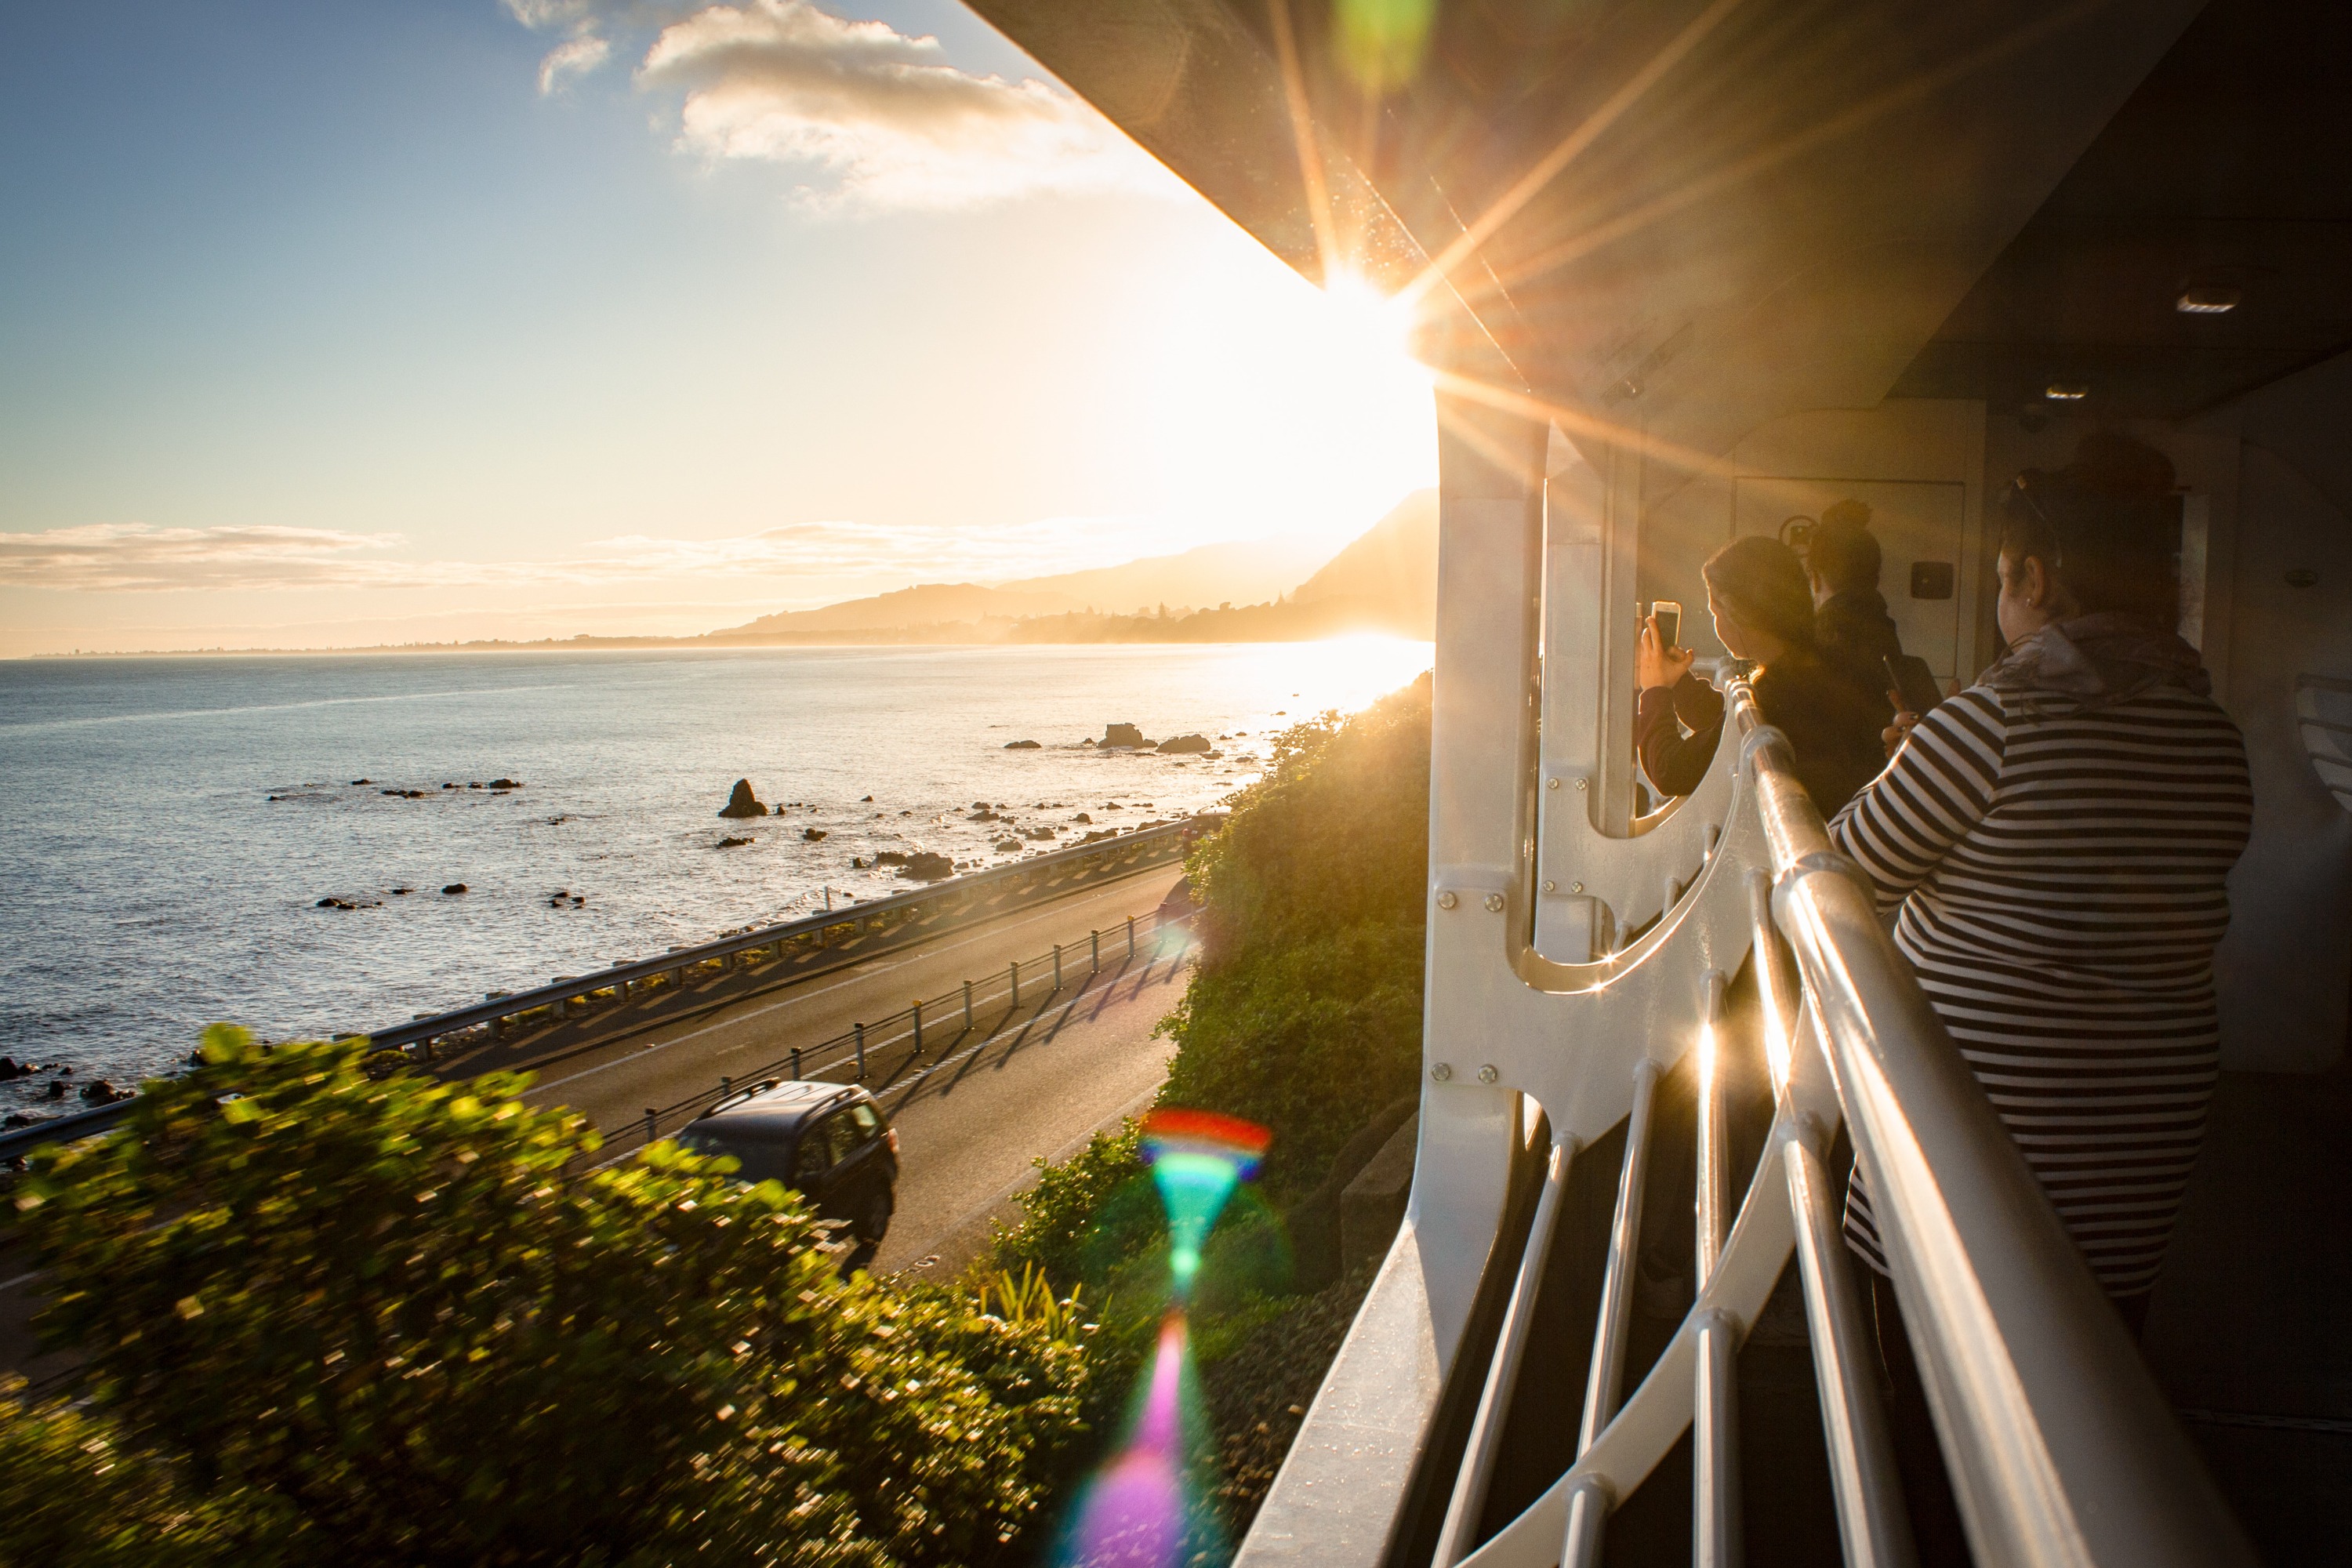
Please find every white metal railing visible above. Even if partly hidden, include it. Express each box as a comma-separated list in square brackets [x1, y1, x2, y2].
[1442, 679, 2258, 1567]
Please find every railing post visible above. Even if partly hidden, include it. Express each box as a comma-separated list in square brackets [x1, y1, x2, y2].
[964, 980, 975, 1029]
[1127, 915, 1136, 960]
[790, 1047, 802, 1080]
[913, 1000, 923, 1053]
[1053, 942, 1062, 992]
[1010, 959, 1021, 1009]
[1693, 968, 1739, 1568]
[854, 1024, 866, 1080]
[644, 1108, 657, 1145]
[1090, 928, 1100, 973]
[721, 1076, 732, 1101]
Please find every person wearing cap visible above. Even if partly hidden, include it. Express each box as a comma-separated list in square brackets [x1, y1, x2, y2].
[1634, 534, 1887, 815]
[1806, 498, 1905, 724]
[1827, 431, 2250, 1562]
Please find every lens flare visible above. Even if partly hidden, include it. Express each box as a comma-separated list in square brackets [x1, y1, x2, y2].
[1061, 1315, 1198, 1568]
[1055, 1110, 1270, 1567]
[1142, 1109, 1271, 1294]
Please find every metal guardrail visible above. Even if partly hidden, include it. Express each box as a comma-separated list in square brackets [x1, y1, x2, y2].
[1443, 678, 2256, 1568]
[0, 819, 1198, 1163]
[592, 906, 1199, 1163]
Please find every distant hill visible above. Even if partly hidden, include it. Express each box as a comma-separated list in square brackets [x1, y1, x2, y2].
[721, 582, 1078, 636]
[1287, 489, 1438, 637]
[995, 535, 1332, 615]
[707, 490, 1439, 646]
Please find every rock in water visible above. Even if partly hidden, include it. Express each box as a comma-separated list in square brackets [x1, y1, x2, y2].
[1156, 733, 1212, 753]
[901, 851, 955, 881]
[1102, 722, 1146, 749]
[718, 779, 768, 818]
[994, 837, 1023, 853]
[442, 883, 468, 895]
[1004, 739, 1041, 749]
[803, 827, 828, 841]
[716, 835, 753, 848]
[873, 849, 909, 866]
[1071, 812, 1092, 824]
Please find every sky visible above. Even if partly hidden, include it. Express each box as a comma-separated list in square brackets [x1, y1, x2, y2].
[0, 0, 1436, 655]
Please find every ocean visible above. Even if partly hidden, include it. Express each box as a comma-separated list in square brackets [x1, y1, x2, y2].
[0, 640, 1433, 1111]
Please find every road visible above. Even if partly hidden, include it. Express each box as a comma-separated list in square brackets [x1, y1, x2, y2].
[525, 866, 1195, 1274]
[867, 938, 1189, 1274]
[0, 867, 1195, 1382]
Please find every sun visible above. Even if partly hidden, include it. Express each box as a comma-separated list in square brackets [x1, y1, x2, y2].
[1145, 249, 1437, 554]
[1317, 270, 1421, 371]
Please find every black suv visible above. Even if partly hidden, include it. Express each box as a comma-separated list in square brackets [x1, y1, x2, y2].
[675, 1080, 899, 1243]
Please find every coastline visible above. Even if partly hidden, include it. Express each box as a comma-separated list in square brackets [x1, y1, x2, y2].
[11, 598, 1425, 661]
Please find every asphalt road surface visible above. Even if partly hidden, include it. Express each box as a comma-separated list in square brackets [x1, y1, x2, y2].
[867, 938, 1190, 1275]
[525, 866, 1194, 1273]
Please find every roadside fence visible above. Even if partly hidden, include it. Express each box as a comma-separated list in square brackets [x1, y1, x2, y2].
[0, 818, 1207, 1164]
[593, 906, 1201, 1163]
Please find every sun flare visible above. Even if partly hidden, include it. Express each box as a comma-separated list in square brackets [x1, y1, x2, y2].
[1145, 249, 1436, 556]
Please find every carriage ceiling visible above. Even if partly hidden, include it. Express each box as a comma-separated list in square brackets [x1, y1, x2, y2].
[964, 0, 2350, 471]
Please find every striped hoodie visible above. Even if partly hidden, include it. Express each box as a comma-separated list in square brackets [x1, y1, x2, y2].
[1830, 673, 2252, 1298]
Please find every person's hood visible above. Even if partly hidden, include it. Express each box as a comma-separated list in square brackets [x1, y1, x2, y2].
[1817, 587, 1895, 626]
[1980, 612, 2209, 715]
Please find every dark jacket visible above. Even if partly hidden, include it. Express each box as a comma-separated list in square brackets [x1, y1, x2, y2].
[1813, 589, 1904, 724]
[1636, 652, 1888, 815]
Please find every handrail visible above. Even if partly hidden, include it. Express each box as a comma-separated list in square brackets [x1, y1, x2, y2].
[1446, 673, 2255, 1567]
[1734, 682, 2258, 1566]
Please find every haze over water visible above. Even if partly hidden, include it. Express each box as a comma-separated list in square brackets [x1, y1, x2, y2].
[0, 641, 1431, 1112]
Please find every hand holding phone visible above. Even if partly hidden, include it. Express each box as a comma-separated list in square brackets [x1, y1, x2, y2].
[1650, 599, 1682, 651]
[1637, 613, 1694, 691]
[1884, 653, 1944, 719]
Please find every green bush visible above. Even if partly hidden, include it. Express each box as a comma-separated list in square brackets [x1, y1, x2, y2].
[1160, 673, 1431, 1194]
[9, 1027, 1088, 1568]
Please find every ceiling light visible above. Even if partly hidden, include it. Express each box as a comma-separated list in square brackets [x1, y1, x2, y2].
[2176, 287, 2241, 314]
[2045, 383, 2089, 401]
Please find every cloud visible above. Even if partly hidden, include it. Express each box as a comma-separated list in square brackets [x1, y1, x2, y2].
[537, 33, 612, 93]
[0, 524, 405, 593]
[507, 0, 1170, 211]
[0, 517, 1165, 593]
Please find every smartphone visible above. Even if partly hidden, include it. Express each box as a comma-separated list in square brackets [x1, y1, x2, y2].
[1884, 653, 1944, 716]
[1650, 599, 1682, 649]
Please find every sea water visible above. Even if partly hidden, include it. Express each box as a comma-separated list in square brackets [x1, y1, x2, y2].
[0, 640, 1432, 1108]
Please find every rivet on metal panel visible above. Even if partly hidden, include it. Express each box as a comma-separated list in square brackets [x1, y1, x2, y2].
[1542, 880, 1557, 893]
[1575, 778, 1588, 791]
[1572, 881, 1584, 894]
[1477, 1064, 1499, 1084]
[1483, 893, 1504, 913]
[1436, 891, 1459, 910]
[1431, 1062, 1454, 1081]
[1546, 776, 1561, 790]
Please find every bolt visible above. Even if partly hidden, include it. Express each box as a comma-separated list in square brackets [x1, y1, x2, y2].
[1542, 880, 1557, 893]
[1575, 778, 1588, 791]
[1436, 891, 1458, 910]
[1547, 777, 1561, 790]
[1572, 881, 1584, 894]
[1478, 1064, 1499, 1084]
[1483, 893, 1504, 913]
[1431, 1062, 1453, 1081]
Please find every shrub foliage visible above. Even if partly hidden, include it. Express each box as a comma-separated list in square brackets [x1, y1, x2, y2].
[6, 1027, 1088, 1568]
[1159, 673, 1431, 1192]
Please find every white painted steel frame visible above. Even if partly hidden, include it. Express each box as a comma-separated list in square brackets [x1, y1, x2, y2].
[1243, 397, 2255, 1568]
